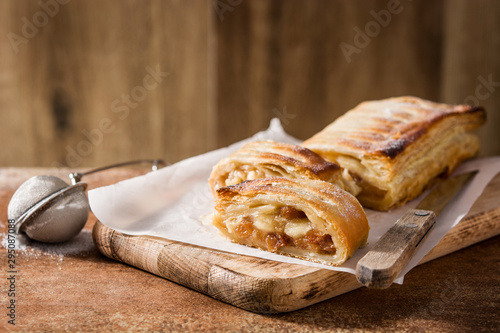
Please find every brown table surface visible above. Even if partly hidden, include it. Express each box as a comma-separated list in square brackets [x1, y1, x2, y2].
[0, 167, 499, 332]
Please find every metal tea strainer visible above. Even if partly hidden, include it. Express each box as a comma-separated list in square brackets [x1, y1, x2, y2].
[7, 159, 166, 243]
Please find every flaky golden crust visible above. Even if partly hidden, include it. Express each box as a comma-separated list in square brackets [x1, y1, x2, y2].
[302, 96, 486, 211]
[212, 177, 369, 266]
[209, 140, 360, 197]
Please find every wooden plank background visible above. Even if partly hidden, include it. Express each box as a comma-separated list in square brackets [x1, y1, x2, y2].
[0, 0, 498, 168]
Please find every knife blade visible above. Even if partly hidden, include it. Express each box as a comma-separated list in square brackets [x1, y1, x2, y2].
[355, 171, 477, 289]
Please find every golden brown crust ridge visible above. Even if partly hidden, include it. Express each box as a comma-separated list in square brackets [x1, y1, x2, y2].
[303, 96, 486, 160]
[258, 142, 340, 176]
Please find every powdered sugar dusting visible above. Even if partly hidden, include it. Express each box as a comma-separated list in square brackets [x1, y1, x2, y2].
[1, 229, 95, 257]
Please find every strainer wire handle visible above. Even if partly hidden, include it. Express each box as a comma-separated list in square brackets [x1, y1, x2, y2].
[69, 159, 168, 185]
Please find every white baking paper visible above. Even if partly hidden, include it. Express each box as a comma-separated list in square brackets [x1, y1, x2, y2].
[89, 119, 500, 284]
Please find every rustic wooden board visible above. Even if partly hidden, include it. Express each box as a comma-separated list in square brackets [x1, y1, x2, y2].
[93, 172, 500, 314]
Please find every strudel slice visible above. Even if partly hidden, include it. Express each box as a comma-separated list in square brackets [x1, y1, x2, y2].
[212, 177, 369, 266]
[209, 140, 360, 197]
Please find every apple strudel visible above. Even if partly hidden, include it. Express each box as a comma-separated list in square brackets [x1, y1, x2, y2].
[302, 96, 486, 211]
[209, 140, 360, 197]
[211, 177, 369, 266]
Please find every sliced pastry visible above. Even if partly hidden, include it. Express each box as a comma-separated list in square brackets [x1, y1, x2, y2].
[302, 96, 486, 211]
[212, 177, 369, 266]
[209, 140, 360, 197]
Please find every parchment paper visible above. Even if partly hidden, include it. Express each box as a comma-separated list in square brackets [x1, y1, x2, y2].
[89, 119, 500, 284]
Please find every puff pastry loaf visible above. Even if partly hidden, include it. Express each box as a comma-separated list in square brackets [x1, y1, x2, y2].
[302, 96, 486, 211]
[212, 177, 369, 266]
[209, 140, 360, 196]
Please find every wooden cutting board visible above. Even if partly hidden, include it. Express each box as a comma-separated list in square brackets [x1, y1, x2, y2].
[92, 172, 500, 314]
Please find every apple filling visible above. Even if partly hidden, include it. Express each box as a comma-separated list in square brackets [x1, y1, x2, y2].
[225, 166, 267, 187]
[231, 206, 336, 255]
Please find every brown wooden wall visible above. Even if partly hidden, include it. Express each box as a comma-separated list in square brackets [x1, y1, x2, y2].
[0, 0, 499, 168]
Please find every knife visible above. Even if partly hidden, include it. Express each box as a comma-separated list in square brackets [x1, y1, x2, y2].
[355, 171, 477, 289]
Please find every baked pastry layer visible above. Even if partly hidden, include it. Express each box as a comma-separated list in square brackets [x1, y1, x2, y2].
[212, 177, 369, 266]
[209, 140, 360, 197]
[302, 96, 486, 211]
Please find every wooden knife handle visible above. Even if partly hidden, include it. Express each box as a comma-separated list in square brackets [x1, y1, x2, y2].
[356, 209, 437, 289]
